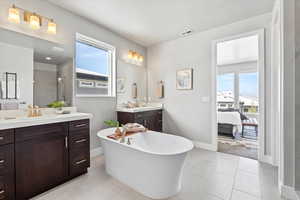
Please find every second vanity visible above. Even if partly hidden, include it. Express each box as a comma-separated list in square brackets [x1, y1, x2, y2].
[117, 104, 163, 132]
[0, 111, 92, 200]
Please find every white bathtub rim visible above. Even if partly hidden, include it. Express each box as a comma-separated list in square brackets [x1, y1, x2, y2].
[97, 128, 194, 156]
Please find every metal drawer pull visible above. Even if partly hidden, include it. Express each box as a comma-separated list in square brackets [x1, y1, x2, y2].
[76, 159, 87, 165]
[75, 124, 87, 128]
[0, 160, 4, 164]
[65, 137, 68, 149]
[0, 190, 4, 194]
[75, 139, 87, 143]
[0, 137, 3, 140]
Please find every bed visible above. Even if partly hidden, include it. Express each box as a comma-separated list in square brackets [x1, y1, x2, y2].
[217, 111, 243, 138]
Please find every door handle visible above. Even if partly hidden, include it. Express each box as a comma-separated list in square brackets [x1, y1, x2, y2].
[0, 190, 4, 194]
[0, 137, 3, 140]
[0, 160, 4, 164]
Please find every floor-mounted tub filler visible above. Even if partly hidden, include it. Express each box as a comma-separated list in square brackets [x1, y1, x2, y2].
[97, 128, 194, 199]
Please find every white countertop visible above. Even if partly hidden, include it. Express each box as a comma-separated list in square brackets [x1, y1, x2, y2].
[0, 112, 93, 130]
[116, 103, 163, 113]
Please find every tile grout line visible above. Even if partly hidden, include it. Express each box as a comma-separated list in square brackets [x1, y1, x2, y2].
[228, 157, 240, 200]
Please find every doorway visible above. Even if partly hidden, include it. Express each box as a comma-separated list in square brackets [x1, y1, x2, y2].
[212, 30, 265, 161]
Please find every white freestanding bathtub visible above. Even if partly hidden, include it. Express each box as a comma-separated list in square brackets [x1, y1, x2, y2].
[97, 128, 194, 199]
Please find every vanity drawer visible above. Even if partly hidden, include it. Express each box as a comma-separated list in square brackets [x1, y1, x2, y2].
[0, 130, 14, 146]
[15, 123, 67, 142]
[69, 147, 90, 177]
[0, 173, 15, 200]
[69, 120, 89, 131]
[0, 145, 14, 175]
[69, 132, 89, 149]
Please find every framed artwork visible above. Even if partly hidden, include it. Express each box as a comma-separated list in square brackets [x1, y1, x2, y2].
[176, 68, 193, 90]
[117, 77, 126, 94]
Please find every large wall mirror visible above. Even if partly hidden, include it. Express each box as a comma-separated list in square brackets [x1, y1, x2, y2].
[0, 28, 73, 109]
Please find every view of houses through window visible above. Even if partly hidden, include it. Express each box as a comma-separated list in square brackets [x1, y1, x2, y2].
[75, 33, 116, 97]
[217, 72, 258, 114]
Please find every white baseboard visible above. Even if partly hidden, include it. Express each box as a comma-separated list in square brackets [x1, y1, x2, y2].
[90, 147, 103, 158]
[193, 141, 217, 151]
[280, 183, 300, 200]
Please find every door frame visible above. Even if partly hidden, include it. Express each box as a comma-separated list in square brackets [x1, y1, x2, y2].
[211, 29, 267, 163]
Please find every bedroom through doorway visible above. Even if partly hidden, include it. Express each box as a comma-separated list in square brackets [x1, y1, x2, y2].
[212, 30, 265, 160]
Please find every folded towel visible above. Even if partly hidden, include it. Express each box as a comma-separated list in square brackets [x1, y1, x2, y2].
[107, 123, 147, 140]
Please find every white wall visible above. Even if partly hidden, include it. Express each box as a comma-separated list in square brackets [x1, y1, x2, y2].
[147, 14, 272, 154]
[0, 0, 147, 150]
[280, 0, 296, 190]
[295, 0, 300, 191]
[0, 42, 33, 107]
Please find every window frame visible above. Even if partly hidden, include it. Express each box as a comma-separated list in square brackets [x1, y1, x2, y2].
[75, 33, 116, 98]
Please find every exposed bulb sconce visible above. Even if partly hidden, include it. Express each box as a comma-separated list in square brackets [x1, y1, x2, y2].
[127, 50, 133, 59]
[7, 4, 57, 35]
[29, 13, 41, 30]
[126, 50, 144, 66]
[47, 19, 57, 34]
[8, 4, 20, 24]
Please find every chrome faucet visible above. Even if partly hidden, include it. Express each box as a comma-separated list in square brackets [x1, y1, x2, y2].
[120, 125, 127, 143]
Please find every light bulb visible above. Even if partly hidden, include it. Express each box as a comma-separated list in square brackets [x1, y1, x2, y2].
[47, 19, 56, 34]
[133, 52, 138, 60]
[29, 13, 40, 30]
[8, 5, 20, 24]
[138, 55, 144, 62]
[128, 51, 133, 59]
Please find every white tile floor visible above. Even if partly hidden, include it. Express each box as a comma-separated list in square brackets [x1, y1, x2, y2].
[32, 148, 284, 200]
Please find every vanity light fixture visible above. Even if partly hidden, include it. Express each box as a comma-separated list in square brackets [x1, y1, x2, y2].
[7, 4, 57, 34]
[8, 4, 20, 24]
[126, 50, 144, 66]
[45, 57, 52, 60]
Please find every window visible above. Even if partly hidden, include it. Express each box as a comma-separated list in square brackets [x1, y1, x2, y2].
[75, 33, 116, 97]
[217, 71, 259, 113]
[217, 73, 235, 109]
[239, 72, 258, 113]
[217, 35, 258, 65]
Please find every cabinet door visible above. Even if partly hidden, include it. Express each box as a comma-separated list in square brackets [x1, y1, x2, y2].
[15, 124, 68, 199]
[0, 144, 14, 200]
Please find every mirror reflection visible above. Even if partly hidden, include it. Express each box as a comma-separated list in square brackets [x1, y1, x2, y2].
[0, 28, 73, 109]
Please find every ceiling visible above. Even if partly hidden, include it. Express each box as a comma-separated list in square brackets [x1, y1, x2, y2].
[47, 0, 275, 47]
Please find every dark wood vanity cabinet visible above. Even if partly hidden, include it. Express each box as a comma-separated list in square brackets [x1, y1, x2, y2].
[15, 123, 69, 199]
[0, 119, 90, 200]
[0, 129, 15, 200]
[117, 110, 162, 132]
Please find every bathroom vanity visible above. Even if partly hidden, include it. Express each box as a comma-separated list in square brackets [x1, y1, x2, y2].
[0, 113, 91, 200]
[117, 107, 163, 132]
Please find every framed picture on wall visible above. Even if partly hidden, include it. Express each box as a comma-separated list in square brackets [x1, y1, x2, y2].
[117, 77, 126, 94]
[176, 68, 193, 90]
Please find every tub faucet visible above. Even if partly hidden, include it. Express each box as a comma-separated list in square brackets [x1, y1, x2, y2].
[120, 125, 127, 143]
